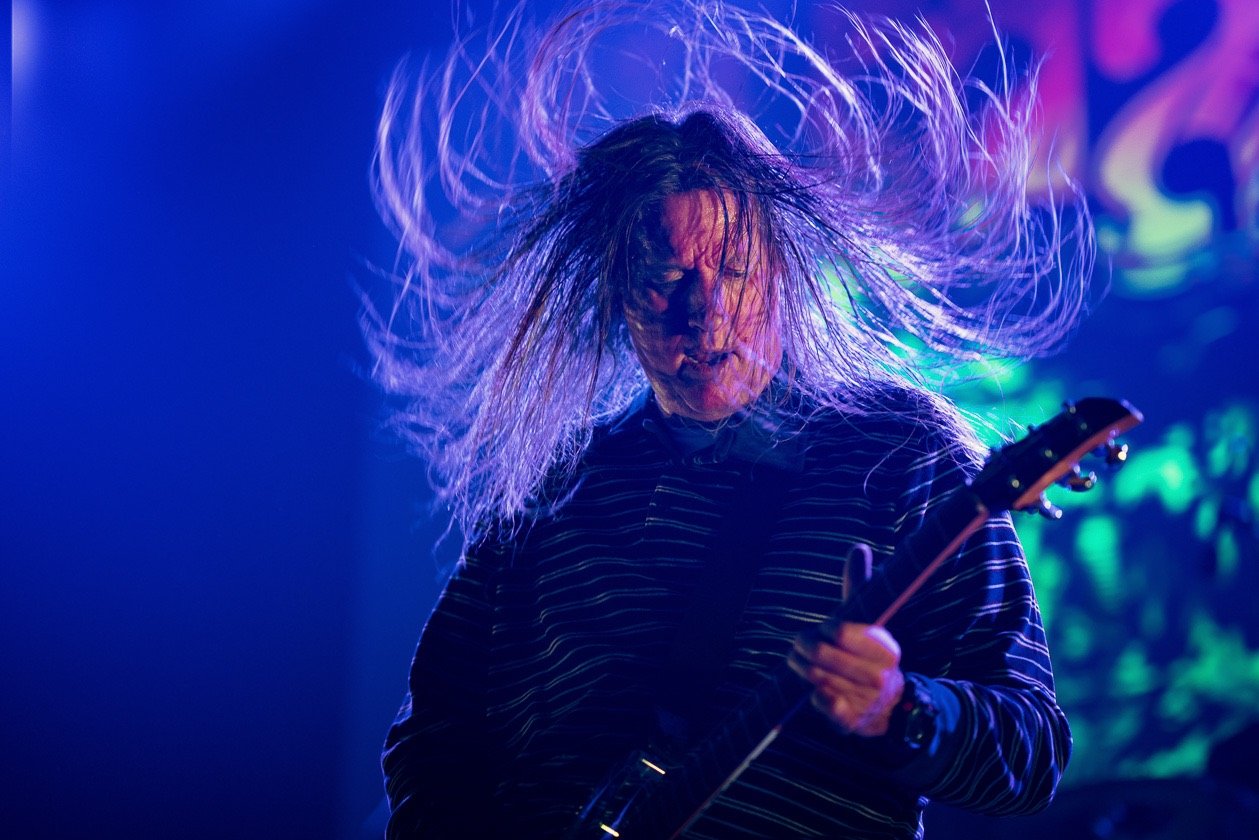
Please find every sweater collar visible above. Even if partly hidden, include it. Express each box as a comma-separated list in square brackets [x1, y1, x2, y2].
[629, 379, 806, 471]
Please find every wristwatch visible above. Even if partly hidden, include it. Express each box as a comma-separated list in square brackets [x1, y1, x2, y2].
[887, 673, 937, 754]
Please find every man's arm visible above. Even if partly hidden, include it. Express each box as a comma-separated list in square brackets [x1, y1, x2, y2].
[790, 511, 1069, 815]
[792, 399, 1072, 816]
[890, 516, 1072, 815]
[382, 540, 502, 838]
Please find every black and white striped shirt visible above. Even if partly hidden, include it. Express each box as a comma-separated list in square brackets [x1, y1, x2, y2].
[383, 386, 1070, 838]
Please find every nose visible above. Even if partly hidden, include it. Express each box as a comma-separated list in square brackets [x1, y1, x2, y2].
[685, 271, 736, 332]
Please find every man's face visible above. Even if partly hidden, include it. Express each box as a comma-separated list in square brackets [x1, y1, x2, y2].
[624, 189, 781, 422]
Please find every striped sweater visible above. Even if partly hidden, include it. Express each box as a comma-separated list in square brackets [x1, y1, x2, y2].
[383, 387, 1070, 838]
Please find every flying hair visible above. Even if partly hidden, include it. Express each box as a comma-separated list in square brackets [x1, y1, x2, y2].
[365, 0, 1095, 540]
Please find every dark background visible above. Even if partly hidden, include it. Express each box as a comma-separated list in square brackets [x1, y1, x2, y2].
[6, 1, 1257, 837]
[6, 2, 444, 837]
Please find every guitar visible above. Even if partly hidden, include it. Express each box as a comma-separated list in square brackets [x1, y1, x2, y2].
[568, 397, 1143, 839]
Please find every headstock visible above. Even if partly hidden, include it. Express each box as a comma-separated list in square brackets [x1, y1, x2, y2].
[970, 398, 1143, 518]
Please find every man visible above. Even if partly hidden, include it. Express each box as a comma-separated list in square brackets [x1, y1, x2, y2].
[372, 5, 1085, 837]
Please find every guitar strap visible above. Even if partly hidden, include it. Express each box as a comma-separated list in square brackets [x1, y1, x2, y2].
[651, 461, 796, 748]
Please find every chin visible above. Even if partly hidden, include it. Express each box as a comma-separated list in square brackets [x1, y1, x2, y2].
[670, 384, 750, 421]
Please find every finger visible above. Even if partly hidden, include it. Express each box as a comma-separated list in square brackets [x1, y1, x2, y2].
[788, 641, 839, 683]
[810, 678, 884, 733]
[808, 669, 876, 703]
[842, 542, 872, 604]
[787, 644, 811, 680]
[801, 642, 886, 689]
[835, 622, 901, 665]
[811, 686, 857, 730]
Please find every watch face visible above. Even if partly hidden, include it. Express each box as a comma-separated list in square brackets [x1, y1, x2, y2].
[900, 679, 937, 750]
[904, 707, 932, 748]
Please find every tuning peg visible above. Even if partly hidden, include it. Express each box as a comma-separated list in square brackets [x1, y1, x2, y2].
[1058, 466, 1097, 492]
[1091, 441, 1129, 470]
[1034, 496, 1064, 520]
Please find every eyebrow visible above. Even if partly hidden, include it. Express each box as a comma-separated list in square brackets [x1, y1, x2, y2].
[635, 261, 682, 273]
[639, 257, 751, 270]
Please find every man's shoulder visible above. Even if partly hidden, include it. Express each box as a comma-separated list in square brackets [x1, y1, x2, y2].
[802, 381, 982, 469]
[584, 389, 661, 461]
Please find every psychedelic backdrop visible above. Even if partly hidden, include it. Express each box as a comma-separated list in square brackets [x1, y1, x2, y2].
[856, 0, 1259, 785]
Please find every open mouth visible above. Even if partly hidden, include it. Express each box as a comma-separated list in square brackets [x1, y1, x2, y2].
[678, 350, 734, 381]
[683, 350, 733, 367]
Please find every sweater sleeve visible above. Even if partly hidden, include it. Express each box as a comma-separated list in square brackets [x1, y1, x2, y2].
[381, 536, 506, 838]
[872, 422, 1072, 815]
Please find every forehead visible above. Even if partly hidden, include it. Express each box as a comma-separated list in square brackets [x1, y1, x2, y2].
[649, 189, 758, 260]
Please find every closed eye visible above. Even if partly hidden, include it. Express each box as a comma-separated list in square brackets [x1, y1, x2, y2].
[648, 270, 686, 292]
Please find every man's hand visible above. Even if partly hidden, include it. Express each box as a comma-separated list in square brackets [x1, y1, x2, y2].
[789, 622, 905, 736]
